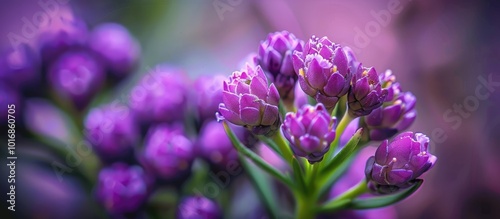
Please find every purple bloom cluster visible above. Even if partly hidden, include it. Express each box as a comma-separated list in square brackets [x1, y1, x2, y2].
[282, 103, 337, 163]
[348, 66, 388, 117]
[293, 36, 351, 110]
[84, 103, 138, 162]
[96, 163, 151, 215]
[257, 31, 304, 100]
[219, 64, 281, 136]
[364, 71, 417, 141]
[129, 65, 190, 124]
[141, 124, 195, 181]
[365, 132, 437, 194]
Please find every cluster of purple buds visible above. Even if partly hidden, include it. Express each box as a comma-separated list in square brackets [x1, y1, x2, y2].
[129, 65, 189, 124]
[257, 31, 304, 100]
[218, 64, 281, 136]
[193, 74, 226, 123]
[364, 70, 417, 141]
[197, 121, 246, 169]
[365, 132, 437, 194]
[37, 14, 140, 110]
[177, 196, 222, 219]
[292, 36, 351, 110]
[140, 124, 195, 182]
[95, 163, 151, 216]
[48, 49, 105, 109]
[89, 23, 140, 77]
[84, 103, 138, 162]
[282, 103, 337, 163]
[348, 66, 388, 117]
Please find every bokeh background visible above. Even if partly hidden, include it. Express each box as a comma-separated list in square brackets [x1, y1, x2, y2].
[1, 0, 499, 218]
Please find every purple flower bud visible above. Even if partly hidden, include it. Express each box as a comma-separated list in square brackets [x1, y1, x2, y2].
[96, 163, 150, 215]
[365, 88, 417, 141]
[218, 64, 281, 136]
[364, 70, 416, 140]
[193, 74, 225, 123]
[197, 121, 239, 168]
[343, 46, 361, 75]
[0, 44, 39, 90]
[48, 49, 105, 109]
[281, 103, 337, 163]
[141, 124, 194, 181]
[365, 132, 437, 194]
[177, 196, 222, 219]
[89, 23, 140, 77]
[257, 31, 304, 100]
[129, 65, 189, 124]
[348, 66, 388, 117]
[84, 103, 138, 162]
[292, 36, 351, 109]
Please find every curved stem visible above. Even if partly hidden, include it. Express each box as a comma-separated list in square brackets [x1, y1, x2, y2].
[322, 111, 355, 168]
[320, 179, 367, 213]
[272, 132, 294, 166]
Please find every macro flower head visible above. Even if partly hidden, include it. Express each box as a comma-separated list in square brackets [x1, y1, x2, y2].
[293, 36, 351, 110]
[365, 132, 437, 194]
[258, 31, 304, 100]
[218, 64, 281, 136]
[282, 103, 337, 163]
[348, 66, 388, 117]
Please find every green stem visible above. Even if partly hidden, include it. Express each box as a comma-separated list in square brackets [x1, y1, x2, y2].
[329, 179, 367, 204]
[322, 111, 355, 165]
[272, 132, 294, 165]
[308, 163, 320, 187]
[296, 194, 315, 219]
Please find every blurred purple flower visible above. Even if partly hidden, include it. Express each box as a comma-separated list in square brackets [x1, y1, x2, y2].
[218, 64, 280, 136]
[96, 163, 150, 215]
[129, 65, 189, 124]
[257, 31, 304, 100]
[197, 120, 239, 168]
[177, 196, 222, 219]
[84, 103, 138, 162]
[282, 103, 337, 163]
[141, 124, 194, 181]
[348, 66, 387, 117]
[193, 74, 225, 123]
[292, 36, 351, 110]
[0, 44, 39, 90]
[365, 132, 437, 194]
[48, 49, 105, 109]
[89, 23, 140, 77]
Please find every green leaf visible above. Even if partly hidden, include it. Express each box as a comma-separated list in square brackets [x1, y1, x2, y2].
[240, 157, 281, 219]
[223, 122, 293, 187]
[317, 198, 351, 213]
[291, 157, 307, 193]
[321, 128, 363, 175]
[315, 155, 354, 199]
[350, 180, 423, 209]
